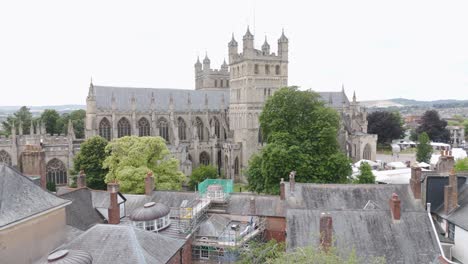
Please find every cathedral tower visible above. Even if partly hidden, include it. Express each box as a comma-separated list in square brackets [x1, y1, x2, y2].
[228, 28, 289, 178]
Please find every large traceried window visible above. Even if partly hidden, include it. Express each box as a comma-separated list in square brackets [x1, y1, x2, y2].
[178, 117, 187, 140]
[99, 118, 111, 141]
[200, 152, 210, 166]
[234, 157, 239, 177]
[196, 117, 204, 141]
[138, 118, 150, 137]
[158, 118, 169, 142]
[213, 117, 220, 139]
[0, 150, 12, 166]
[46, 158, 67, 185]
[117, 118, 131, 138]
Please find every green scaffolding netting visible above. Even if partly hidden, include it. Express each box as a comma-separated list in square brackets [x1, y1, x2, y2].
[198, 179, 234, 195]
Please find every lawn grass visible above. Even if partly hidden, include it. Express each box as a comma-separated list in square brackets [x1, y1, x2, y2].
[234, 183, 248, 193]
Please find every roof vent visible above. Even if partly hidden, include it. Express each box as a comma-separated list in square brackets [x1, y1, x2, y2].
[144, 202, 156, 208]
[48, 250, 69, 261]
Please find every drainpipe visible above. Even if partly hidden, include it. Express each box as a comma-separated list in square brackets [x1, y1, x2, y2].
[426, 203, 455, 264]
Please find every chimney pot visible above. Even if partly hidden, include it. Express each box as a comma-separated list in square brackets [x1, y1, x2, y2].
[280, 179, 285, 200]
[108, 182, 120, 225]
[410, 166, 422, 199]
[319, 212, 333, 252]
[145, 171, 155, 196]
[389, 193, 401, 220]
[289, 171, 296, 192]
[107, 182, 120, 193]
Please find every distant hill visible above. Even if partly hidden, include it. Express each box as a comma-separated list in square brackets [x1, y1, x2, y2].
[0, 105, 85, 116]
[361, 98, 468, 108]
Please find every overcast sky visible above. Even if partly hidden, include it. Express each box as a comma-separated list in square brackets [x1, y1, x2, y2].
[1, 0, 467, 106]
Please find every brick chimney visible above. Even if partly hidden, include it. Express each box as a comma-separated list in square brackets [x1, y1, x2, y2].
[389, 193, 401, 221]
[107, 182, 120, 225]
[145, 171, 155, 196]
[250, 197, 256, 215]
[280, 178, 285, 200]
[444, 169, 459, 214]
[410, 166, 421, 199]
[436, 150, 455, 173]
[77, 170, 86, 188]
[319, 212, 333, 252]
[289, 171, 296, 193]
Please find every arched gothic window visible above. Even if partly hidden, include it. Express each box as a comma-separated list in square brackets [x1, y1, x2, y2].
[234, 157, 239, 177]
[0, 150, 12, 166]
[213, 117, 220, 139]
[138, 118, 150, 137]
[99, 118, 111, 141]
[46, 158, 67, 185]
[158, 118, 169, 142]
[196, 118, 204, 141]
[200, 152, 210, 166]
[117, 118, 131, 138]
[217, 150, 222, 175]
[178, 117, 187, 140]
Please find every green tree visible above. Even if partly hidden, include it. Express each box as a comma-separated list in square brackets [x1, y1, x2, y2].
[103, 136, 186, 194]
[416, 132, 432, 163]
[41, 109, 62, 135]
[72, 136, 109, 190]
[367, 111, 405, 144]
[189, 165, 218, 190]
[2, 106, 33, 135]
[416, 110, 450, 142]
[454, 158, 468, 172]
[247, 87, 352, 194]
[61, 109, 86, 138]
[355, 162, 375, 184]
[237, 240, 285, 264]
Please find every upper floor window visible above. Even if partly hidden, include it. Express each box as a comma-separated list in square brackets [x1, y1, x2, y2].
[99, 118, 111, 141]
[275, 65, 280, 75]
[254, 64, 259, 74]
[117, 118, 131, 138]
[265, 65, 270, 74]
[226, 80, 229, 87]
[138, 118, 150, 137]
[46, 158, 67, 185]
[158, 118, 169, 142]
[220, 80, 223, 87]
[196, 117, 204, 141]
[178, 117, 187, 141]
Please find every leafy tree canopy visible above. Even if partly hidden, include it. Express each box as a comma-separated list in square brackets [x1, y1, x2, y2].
[61, 109, 86, 138]
[416, 132, 432, 163]
[247, 87, 352, 194]
[355, 162, 375, 184]
[416, 110, 450, 142]
[41, 109, 62, 135]
[367, 111, 405, 144]
[1, 106, 33, 135]
[189, 165, 218, 190]
[103, 136, 186, 193]
[454, 158, 468, 172]
[72, 136, 109, 190]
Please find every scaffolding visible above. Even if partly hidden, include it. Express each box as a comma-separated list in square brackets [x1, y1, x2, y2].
[192, 216, 266, 263]
[198, 179, 233, 203]
[170, 197, 211, 234]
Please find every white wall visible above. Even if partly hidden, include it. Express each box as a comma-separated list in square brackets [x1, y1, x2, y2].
[452, 226, 468, 263]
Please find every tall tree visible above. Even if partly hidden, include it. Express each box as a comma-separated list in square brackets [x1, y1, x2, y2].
[247, 87, 352, 194]
[72, 136, 109, 190]
[416, 132, 432, 163]
[189, 165, 218, 190]
[367, 111, 405, 144]
[61, 109, 86, 138]
[103, 136, 186, 194]
[41, 109, 62, 135]
[355, 162, 375, 184]
[416, 110, 450, 142]
[1, 106, 33, 135]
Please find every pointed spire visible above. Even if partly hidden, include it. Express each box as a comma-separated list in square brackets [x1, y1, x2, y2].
[221, 58, 228, 71]
[67, 118, 75, 138]
[203, 52, 210, 64]
[341, 83, 345, 93]
[243, 26, 254, 39]
[353, 91, 357, 103]
[88, 77, 95, 99]
[229, 33, 238, 47]
[262, 36, 270, 53]
[278, 28, 288, 43]
[169, 93, 174, 106]
[30, 119, 34, 135]
[195, 56, 202, 67]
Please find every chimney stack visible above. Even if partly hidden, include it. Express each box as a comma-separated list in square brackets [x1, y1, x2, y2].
[319, 212, 333, 252]
[250, 197, 256, 215]
[77, 170, 86, 188]
[289, 171, 296, 193]
[280, 178, 285, 200]
[444, 169, 459, 214]
[145, 171, 155, 196]
[107, 182, 120, 225]
[410, 166, 421, 199]
[436, 150, 455, 173]
[389, 193, 401, 221]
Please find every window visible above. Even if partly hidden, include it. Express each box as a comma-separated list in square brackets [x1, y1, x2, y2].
[178, 117, 187, 140]
[275, 65, 280, 75]
[254, 64, 259, 74]
[234, 157, 239, 176]
[158, 118, 169, 142]
[135, 221, 144, 229]
[0, 150, 12, 166]
[200, 152, 210, 165]
[214, 80, 217, 87]
[237, 89, 241, 100]
[213, 118, 220, 139]
[99, 118, 111, 141]
[268, 88, 271, 96]
[201, 248, 209, 259]
[46, 158, 67, 185]
[157, 218, 164, 229]
[145, 220, 155, 231]
[265, 65, 270, 74]
[196, 118, 204, 140]
[117, 118, 131, 138]
[220, 80, 223, 87]
[226, 80, 229, 87]
[448, 222, 455, 240]
[138, 118, 150, 137]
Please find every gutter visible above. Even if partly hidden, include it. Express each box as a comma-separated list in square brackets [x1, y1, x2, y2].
[426, 203, 456, 264]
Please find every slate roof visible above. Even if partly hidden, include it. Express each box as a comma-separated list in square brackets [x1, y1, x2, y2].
[0, 164, 70, 228]
[59, 188, 105, 230]
[197, 214, 231, 238]
[48, 224, 185, 264]
[227, 193, 285, 217]
[435, 178, 468, 231]
[124, 191, 199, 216]
[284, 183, 441, 263]
[94, 86, 229, 112]
[316, 91, 350, 108]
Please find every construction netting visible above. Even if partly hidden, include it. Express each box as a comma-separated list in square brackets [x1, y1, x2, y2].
[198, 179, 234, 195]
